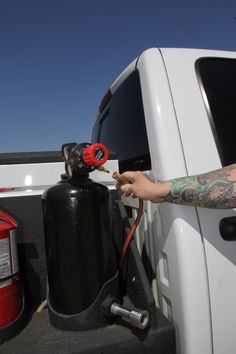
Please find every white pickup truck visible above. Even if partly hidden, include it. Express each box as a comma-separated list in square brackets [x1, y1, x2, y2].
[1, 47, 236, 354]
[91, 47, 236, 354]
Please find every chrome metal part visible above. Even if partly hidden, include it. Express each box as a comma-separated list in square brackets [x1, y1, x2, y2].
[110, 302, 149, 330]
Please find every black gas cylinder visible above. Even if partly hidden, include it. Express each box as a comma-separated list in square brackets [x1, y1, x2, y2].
[42, 174, 118, 316]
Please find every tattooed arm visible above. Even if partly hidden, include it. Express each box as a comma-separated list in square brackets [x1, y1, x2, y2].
[165, 164, 236, 208]
[117, 164, 236, 209]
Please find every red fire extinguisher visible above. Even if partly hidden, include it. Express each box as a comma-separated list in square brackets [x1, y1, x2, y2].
[0, 210, 22, 328]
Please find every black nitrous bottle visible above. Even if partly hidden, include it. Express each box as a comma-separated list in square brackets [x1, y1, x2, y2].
[42, 143, 119, 330]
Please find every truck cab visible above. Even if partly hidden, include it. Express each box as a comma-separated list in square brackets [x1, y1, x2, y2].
[91, 47, 236, 354]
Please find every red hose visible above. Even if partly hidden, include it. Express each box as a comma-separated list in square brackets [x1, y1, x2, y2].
[119, 198, 144, 267]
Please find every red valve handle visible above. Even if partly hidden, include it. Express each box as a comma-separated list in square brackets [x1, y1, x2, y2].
[82, 143, 109, 166]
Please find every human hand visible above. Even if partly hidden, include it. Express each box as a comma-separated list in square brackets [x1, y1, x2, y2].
[116, 171, 170, 203]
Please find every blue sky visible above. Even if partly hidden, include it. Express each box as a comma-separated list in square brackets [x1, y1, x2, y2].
[0, 0, 235, 153]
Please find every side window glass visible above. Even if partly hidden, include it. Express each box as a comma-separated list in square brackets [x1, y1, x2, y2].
[197, 58, 236, 166]
[91, 70, 151, 172]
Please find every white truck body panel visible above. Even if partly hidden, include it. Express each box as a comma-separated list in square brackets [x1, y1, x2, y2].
[135, 48, 212, 354]
[120, 48, 236, 354]
[158, 48, 236, 354]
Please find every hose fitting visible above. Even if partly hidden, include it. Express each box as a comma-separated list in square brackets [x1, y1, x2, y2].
[101, 295, 149, 330]
[110, 302, 149, 330]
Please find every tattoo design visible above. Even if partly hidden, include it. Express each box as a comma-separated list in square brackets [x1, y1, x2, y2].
[164, 164, 236, 208]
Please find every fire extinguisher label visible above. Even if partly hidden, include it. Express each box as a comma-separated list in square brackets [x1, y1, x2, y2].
[10, 229, 19, 274]
[0, 238, 11, 279]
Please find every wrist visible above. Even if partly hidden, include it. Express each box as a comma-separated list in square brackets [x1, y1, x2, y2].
[152, 180, 171, 203]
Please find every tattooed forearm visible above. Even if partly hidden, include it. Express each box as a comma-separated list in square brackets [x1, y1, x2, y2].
[164, 164, 236, 208]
